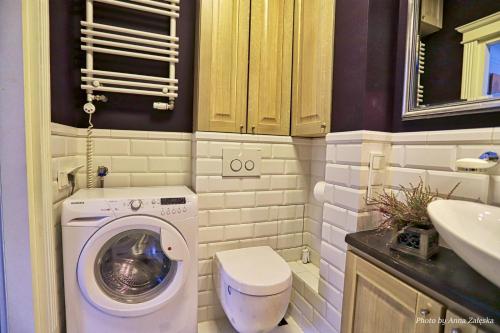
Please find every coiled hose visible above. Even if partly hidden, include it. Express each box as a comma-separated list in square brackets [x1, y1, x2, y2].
[87, 113, 96, 188]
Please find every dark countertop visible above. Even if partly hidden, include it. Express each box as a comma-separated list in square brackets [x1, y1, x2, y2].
[346, 230, 500, 328]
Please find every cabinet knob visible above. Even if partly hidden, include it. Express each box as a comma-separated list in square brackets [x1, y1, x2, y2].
[450, 329, 461, 333]
[239, 124, 244, 133]
[419, 309, 430, 316]
[321, 123, 327, 132]
[251, 125, 256, 134]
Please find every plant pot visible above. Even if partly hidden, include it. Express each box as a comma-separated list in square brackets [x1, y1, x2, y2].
[389, 226, 439, 259]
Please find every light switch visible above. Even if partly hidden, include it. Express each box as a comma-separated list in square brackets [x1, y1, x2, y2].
[371, 154, 385, 170]
[223, 148, 261, 177]
[366, 152, 386, 204]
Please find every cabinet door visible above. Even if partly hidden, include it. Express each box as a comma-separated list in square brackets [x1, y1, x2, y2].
[444, 311, 479, 333]
[291, 0, 335, 137]
[247, 0, 293, 136]
[420, 0, 443, 36]
[342, 252, 443, 333]
[195, 0, 250, 133]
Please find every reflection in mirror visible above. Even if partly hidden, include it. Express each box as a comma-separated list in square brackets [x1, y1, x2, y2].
[402, 0, 500, 119]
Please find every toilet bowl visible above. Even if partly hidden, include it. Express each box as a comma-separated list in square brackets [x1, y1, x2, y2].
[213, 246, 292, 333]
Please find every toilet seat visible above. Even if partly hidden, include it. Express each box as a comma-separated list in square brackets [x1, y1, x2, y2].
[215, 246, 292, 296]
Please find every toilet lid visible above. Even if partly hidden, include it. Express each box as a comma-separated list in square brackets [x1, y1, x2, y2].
[215, 246, 292, 296]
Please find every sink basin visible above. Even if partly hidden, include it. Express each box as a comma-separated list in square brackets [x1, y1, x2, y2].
[427, 200, 500, 288]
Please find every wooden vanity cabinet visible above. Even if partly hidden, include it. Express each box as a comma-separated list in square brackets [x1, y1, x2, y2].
[195, 0, 335, 137]
[444, 311, 489, 333]
[342, 252, 444, 333]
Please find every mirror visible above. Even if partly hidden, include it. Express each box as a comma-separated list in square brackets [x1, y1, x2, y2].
[402, 0, 500, 119]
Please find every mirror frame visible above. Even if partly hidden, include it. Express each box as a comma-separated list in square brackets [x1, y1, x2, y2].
[401, 0, 500, 120]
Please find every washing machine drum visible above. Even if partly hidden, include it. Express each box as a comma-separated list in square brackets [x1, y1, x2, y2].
[77, 215, 191, 317]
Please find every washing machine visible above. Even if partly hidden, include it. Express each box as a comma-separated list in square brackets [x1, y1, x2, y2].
[61, 186, 197, 333]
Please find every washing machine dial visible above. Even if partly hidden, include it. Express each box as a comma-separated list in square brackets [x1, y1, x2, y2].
[129, 199, 143, 211]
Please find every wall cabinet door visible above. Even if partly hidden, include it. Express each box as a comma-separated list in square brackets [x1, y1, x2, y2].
[342, 252, 444, 333]
[291, 0, 335, 137]
[195, 0, 250, 133]
[420, 0, 443, 37]
[247, 0, 294, 136]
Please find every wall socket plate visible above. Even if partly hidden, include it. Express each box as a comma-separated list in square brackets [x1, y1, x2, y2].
[222, 148, 262, 177]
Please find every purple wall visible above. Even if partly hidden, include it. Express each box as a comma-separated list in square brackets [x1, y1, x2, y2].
[392, 0, 500, 132]
[49, 0, 195, 132]
[332, 0, 500, 133]
[331, 0, 398, 133]
[421, 0, 500, 105]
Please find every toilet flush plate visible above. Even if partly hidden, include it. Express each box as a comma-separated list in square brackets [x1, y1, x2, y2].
[222, 148, 261, 177]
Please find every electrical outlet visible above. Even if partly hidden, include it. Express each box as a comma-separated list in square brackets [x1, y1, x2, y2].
[58, 171, 70, 190]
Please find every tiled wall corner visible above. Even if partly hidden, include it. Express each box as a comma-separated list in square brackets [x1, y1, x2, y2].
[305, 138, 326, 266]
[320, 131, 393, 332]
[284, 138, 330, 333]
[51, 122, 85, 331]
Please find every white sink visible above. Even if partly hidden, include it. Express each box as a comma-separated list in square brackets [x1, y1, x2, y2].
[427, 200, 500, 288]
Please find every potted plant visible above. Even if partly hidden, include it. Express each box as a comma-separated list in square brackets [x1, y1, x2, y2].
[371, 179, 459, 259]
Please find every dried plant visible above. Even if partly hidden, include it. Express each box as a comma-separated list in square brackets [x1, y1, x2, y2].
[372, 179, 460, 231]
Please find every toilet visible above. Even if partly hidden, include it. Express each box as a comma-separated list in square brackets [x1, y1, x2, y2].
[213, 246, 292, 333]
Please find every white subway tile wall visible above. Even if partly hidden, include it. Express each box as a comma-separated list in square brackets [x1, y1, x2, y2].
[51, 123, 85, 330]
[52, 125, 192, 189]
[320, 128, 500, 333]
[50, 123, 193, 329]
[51, 124, 500, 333]
[193, 132, 324, 323]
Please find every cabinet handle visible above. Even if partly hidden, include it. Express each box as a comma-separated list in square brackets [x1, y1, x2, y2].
[419, 309, 430, 316]
[450, 329, 461, 333]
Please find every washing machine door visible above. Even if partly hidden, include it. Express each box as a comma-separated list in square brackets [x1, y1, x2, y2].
[77, 215, 191, 317]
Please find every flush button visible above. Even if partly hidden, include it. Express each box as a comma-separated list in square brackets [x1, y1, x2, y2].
[245, 160, 255, 171]
[230, 159, 242, 172]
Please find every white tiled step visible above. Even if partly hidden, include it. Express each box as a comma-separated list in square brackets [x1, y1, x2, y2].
[197, 316, 303, 333]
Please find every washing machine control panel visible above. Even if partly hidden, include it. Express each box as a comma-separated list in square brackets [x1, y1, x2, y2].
[154, 197, 189, 217]
[108, 196, 192, 218]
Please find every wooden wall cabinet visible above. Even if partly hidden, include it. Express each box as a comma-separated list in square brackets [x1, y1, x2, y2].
[342, 252, 444, 333]
[194, 0, 250, 133]
[247, 0, 294, 136]
[195, 0, 335, 137]
[291, 0, 335, 137]
[420, 0, 443, 37]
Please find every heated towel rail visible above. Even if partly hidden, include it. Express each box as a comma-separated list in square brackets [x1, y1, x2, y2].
[81, 0, 180, 110]
[81, 0, 180, 188]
